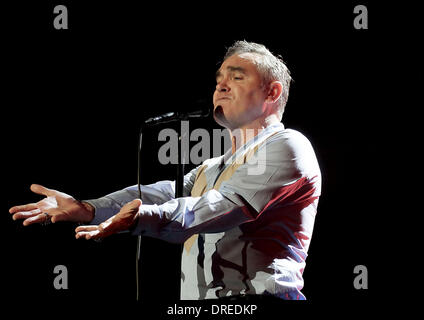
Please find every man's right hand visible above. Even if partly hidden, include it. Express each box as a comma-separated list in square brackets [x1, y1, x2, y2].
[9, 184, 95, 226]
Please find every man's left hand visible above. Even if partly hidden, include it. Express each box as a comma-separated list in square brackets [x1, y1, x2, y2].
[75, 199, 142, 240]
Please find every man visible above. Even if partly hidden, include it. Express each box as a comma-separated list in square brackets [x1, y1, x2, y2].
[9, 41, 321, 300]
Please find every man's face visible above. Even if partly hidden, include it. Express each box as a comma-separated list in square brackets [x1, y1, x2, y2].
[213, 53, 268, 130]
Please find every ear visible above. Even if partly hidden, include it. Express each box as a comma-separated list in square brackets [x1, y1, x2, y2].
[265, 81, 283, 104]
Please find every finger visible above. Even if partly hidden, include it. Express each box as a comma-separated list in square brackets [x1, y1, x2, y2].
[23, 213, 47, 226]
[12, 209, 42, 220]
[50, 214, 66, 223]
[9, 203, 38, 214]
[46, 208, 67, 223]
[75, 225, 99, 233]
[127, 199, 142, 209]
[30, 184, 55, 197]
[131, 199, 143, 206]
[75, 230, 100, 240]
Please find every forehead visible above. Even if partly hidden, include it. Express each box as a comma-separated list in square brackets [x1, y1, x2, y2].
[217, 53, 260, 74]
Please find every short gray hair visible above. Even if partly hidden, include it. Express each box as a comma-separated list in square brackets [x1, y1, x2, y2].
[224, 40, 292, 118]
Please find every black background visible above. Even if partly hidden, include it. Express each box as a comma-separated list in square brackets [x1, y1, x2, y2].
[1, 0, 409, 317]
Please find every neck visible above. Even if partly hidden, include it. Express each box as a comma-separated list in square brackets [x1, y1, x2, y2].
[229, 114, 280, 154]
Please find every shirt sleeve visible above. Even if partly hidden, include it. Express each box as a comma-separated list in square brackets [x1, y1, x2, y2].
[84, 166, 199, 225]
[219, 130, 318, 213]
[131, 130, 318, 243]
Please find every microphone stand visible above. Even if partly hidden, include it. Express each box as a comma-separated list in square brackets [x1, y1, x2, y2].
[176, 121, 188, 199]
[136, 125, 144, 302]
[135, 119, 188, 302]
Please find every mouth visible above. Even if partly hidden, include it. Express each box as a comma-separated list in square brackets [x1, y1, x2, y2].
[213, 105, 224, 118]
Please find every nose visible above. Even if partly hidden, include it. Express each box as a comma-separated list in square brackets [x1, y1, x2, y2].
[216, 78, 230, 93]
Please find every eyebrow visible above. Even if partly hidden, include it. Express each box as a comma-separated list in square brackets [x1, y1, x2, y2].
[215, 66, 247, 79]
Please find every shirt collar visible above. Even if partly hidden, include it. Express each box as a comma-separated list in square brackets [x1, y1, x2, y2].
[222, 122, 285, 163]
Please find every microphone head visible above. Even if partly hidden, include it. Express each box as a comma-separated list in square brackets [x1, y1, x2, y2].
[177, 98, 211, 119]
[143, 99, 211, 126]
[144, 112, 175, 125]
[185, 106, 210, 118]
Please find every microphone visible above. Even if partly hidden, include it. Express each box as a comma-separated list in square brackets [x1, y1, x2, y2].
[144, 106, 210, 126]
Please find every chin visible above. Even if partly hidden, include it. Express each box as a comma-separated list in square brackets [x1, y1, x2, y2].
[213, 105, 231, 129]
[213, 113, 227, 128]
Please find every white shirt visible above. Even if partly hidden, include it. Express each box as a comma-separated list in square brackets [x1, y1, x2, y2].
[86, 123, 321, 300]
